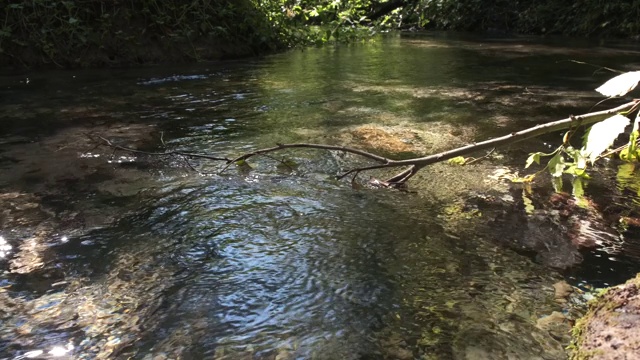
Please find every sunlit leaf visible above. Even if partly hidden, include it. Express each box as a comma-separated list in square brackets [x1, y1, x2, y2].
[583, 114, 630, 163]
[564, 164, 589, 178]
[548, 153, 565, 178]
[596, 71, 640, 97]
[616, 163, 636, 190]
[565, 147, 588, 169]
[448, 156, 466, 166]
[622, 112, 640, 161]
[511, 174, 536, 183]
[525, 152, 542, 168]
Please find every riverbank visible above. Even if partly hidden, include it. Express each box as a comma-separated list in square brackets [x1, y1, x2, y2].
[0, 0, 287, 70]
[2, 1, 640, 69]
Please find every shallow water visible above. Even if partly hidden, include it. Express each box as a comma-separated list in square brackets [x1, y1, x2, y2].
[2, 32, 640, 359]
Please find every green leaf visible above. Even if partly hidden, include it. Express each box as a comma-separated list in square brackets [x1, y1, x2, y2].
[583, 114, 630, 163]
[525, 152, 542, 168]
[448, 156, 466, 166]
[548, 153, 565, 178]
[564, 165, 589, 178]
[622, 112, 640, 162]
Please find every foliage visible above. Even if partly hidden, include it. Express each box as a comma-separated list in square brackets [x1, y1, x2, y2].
[416, 0, 640, 36]
[518, 71, 640, 193]
[0, 0, 286, 67]
[2, 0, 640, 68]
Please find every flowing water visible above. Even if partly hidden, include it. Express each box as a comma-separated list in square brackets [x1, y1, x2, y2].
[2, 33, 640, 359]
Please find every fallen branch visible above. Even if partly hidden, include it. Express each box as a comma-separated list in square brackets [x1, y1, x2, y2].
[94, 100, 638, 188]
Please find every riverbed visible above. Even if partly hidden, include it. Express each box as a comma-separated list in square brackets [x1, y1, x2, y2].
[2, 32, 640, 359]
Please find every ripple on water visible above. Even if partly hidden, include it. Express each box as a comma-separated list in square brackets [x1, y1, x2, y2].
[5, 33, 633, 359]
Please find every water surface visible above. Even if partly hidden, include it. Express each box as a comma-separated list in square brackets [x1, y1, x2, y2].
[2, 32, 640, 359]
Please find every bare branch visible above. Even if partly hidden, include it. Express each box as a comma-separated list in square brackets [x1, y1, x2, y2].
[226, 143, 391, 164]
[92, 100, 639, 188]
[94, 135, 231, 162]
[385, 100, 638, 169]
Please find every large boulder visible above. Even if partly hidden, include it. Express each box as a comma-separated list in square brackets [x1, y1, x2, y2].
[571, 274, 640, 359]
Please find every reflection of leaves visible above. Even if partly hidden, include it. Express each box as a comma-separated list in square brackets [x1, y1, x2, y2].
[582, 114, 630, 163]
[552, 176, 563, 193]
[616, 163, 640, 196]
[276, 159, 298, 173]
[596, 71, 640, 97]
[572, 177, 585, 199]
[522, 192, 535, 215]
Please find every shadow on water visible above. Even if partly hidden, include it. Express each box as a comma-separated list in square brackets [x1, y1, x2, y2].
[2, 32, 640, 359]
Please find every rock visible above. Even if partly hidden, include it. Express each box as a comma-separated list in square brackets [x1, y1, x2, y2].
[571, 274, 640, 359]
[553, 281, 573, 303]
[275, 350, 293, 360]
[536, 311, 567, 331]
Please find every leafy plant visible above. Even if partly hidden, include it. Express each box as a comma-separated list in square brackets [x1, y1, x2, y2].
[518, 71, 640, 191]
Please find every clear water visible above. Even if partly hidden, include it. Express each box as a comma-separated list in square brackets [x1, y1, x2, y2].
[2, 32, 640, 359]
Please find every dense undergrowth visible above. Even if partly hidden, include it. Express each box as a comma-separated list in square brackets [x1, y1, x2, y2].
[0, 0, 288, 68]
[1, 0, 639, 69]
[420, 0, 640, 36]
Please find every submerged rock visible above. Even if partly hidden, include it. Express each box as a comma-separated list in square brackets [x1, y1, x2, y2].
[571, 274, 640, 359]
[553, 281, 574, 303]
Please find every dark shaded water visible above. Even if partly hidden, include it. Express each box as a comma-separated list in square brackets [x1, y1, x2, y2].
[2, 33, 640, 359]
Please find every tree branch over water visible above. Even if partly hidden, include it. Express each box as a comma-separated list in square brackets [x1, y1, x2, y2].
[94, 100, 638, 188]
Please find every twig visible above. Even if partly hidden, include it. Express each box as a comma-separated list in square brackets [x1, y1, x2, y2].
[465, 148, 496, 165]
[95, 135, 230, 161]
[559, 60, 623, 74]
[226, 143, 390, 164]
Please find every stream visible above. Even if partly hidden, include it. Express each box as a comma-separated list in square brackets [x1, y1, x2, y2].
[2, 32, 640, 359]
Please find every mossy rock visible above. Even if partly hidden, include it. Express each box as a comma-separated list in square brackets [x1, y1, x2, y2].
[570, 274, 640, 359]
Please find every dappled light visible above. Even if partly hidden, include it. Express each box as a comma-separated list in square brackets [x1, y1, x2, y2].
[0, 236, 12, 258]
[2, 33, 640, 359]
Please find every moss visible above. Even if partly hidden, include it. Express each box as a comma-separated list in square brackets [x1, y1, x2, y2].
[569, 274, 640, 359]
